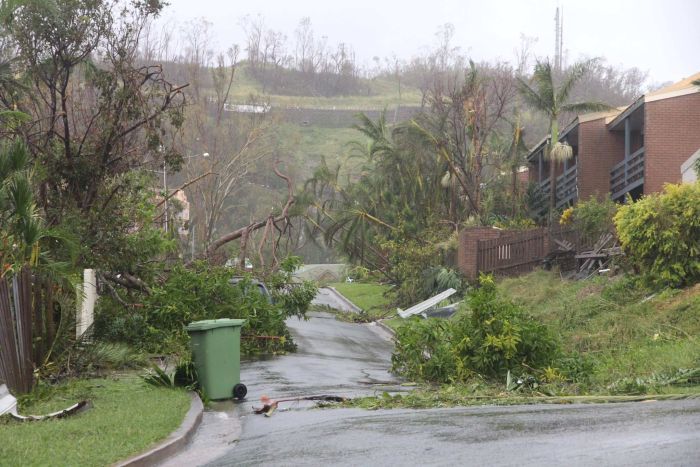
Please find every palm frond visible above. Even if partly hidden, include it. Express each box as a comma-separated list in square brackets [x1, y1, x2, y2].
[517, 77, 552, 116]
[561, 101, 614, 114]
[556, 58, 599, 104]
[549, 142, 573, 163]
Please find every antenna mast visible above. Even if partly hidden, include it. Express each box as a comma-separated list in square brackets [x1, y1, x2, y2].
[554, 6, 564, 70]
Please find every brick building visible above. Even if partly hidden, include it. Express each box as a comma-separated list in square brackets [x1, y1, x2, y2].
[527, 72, 700, 210]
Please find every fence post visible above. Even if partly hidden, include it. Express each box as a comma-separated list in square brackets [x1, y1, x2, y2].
[76, 269, 97, 338]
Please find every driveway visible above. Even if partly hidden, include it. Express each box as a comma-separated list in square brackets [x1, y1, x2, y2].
[166, 312, 700, 466]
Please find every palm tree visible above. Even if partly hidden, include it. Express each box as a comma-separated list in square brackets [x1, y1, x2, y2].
[518, 59, 611, 222]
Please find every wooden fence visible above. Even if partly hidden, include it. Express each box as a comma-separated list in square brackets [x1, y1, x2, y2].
[473, 227, 602, 278]
[476, 229, 547, 277]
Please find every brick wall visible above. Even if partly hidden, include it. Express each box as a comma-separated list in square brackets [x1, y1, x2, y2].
[457, 227, 503, 280]
[577, 118, 624, 200]
[644, 92, 700, 194]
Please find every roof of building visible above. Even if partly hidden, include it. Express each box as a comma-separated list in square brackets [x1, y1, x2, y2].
[609, 72, 700, 129]
[647, 72, 700, 98]
[527, 72, 700, 159]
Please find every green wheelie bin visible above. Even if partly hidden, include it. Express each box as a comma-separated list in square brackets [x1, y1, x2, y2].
[186, 319, 247, 400]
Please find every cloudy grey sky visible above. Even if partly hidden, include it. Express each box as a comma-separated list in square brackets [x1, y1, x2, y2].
[157, 0, 699, 85]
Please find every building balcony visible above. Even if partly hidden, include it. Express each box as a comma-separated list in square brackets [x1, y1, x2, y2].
[610, 147, 645, 201]
[535, 163, 578, 215]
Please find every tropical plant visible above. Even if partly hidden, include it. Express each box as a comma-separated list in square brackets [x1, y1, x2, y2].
[391, 274, 559, 382]
[518, 59, 611, 222]
[0, 140, 80, 393]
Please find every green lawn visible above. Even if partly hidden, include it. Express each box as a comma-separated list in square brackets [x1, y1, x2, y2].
[0, 376, 190, 467]
[330, 282, 393, 314]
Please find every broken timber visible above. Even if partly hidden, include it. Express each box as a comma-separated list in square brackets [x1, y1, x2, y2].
[574, 233, 624, 278]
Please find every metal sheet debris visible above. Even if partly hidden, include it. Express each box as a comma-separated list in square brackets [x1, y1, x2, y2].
[397, 288, 457, 319]
[0, 384, 17, 416]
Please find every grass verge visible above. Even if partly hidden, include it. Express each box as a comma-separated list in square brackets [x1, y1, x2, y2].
[329, 282, 394, 314]
[0, 375, 191, 466]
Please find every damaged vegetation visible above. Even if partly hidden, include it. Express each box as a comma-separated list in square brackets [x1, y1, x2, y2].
[356, 270, 700, 409]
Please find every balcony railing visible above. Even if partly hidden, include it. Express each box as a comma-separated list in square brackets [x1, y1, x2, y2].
[556, 164, 578, 209]
[537, 165, 577, 201]
[610, 147, 645, 200]
[535, 164, 577, 216]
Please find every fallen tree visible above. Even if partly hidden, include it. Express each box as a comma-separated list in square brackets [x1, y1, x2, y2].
[204, 162, 295, 269]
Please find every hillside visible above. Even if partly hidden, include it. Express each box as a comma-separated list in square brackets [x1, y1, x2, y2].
[228, 63, 423, 109]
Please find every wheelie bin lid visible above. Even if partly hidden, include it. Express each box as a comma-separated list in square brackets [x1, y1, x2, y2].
[186, 319, 246, 331]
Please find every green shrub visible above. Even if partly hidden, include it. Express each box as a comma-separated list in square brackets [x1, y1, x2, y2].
[614, 182, 700, 287]
[564, 195, 618, 241]
[391, 274, 559, 382]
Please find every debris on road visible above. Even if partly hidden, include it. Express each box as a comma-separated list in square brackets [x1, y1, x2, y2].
[253, 394, 348, 417]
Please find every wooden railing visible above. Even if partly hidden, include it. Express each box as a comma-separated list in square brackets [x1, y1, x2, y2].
[610, 147, 645, 200]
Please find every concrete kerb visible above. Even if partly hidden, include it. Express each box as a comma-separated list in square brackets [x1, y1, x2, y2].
[375, 320, 396, 338]
[116, 391, 203, 467]
[326, 286, 363, 313]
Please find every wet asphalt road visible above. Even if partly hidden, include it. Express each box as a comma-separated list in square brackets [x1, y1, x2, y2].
[236, 312, 401, 403]
[311, 287, 362, 313]
[204, 313, 700, 467]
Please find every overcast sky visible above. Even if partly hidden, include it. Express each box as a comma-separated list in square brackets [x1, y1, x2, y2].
[157, 0, 700, 86]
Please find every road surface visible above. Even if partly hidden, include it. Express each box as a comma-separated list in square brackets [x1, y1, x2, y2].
[167, 312, 700, 466]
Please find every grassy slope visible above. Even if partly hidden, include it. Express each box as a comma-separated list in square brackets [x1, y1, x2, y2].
[349, 271, 699, 409]
[499, 270, 700, 389]
[0, 376, 190, 466]
[229, 66, 422, 109]
[275, 123, 366, 179]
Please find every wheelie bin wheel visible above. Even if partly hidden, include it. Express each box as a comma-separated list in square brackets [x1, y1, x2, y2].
[233, 383, 247, 400]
